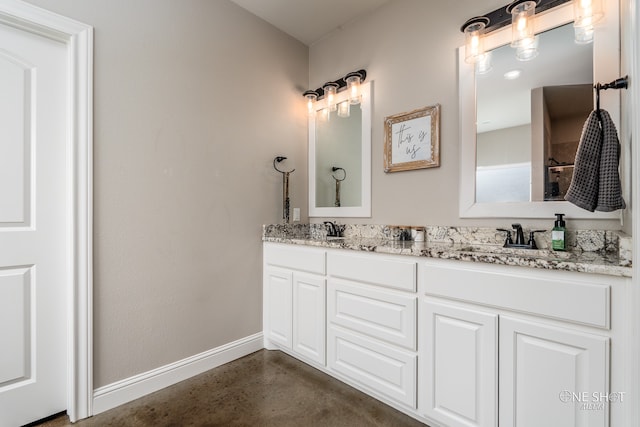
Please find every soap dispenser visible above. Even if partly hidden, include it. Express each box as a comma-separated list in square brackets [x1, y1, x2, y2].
[552, 213, 566, 251]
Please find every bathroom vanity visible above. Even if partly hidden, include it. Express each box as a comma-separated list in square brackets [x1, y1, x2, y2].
[262, 226, 631, 427]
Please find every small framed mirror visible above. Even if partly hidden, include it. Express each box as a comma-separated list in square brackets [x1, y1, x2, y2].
[459, 1, 622, 219]
[309, 81, 371, 217]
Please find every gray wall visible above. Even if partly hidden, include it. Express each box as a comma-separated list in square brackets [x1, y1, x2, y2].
[27, 0, 308, 387]
[477, 125, 531, 167]
[309, 0, 625, 230]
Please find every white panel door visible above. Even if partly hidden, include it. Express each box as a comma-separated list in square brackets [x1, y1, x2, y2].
[500, 316, 609, 427]
[0, 20, 69, 427]
[264, 266, 293, 349]
[422, 300, 498, 427]
[292, 273, 326, 365]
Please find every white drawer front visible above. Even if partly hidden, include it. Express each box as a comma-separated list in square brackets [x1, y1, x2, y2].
[328, 279, 417, 350]
[264, 243, 325, 275]
[423, 261, 611, 328]
[328, 325, 417, 408]
[328, 252, 416, 291]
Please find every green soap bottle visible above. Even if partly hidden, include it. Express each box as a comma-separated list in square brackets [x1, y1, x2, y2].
[552, 213, 566, 251]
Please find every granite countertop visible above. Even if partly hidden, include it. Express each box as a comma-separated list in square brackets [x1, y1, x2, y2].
[263, 224, 633, 278]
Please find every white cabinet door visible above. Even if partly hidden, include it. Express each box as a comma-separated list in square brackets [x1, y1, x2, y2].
[499, 316, 609, 427]
[293, 273, 326, 365]
[264, 266, 293, 349]
[422, 300, 497, 427]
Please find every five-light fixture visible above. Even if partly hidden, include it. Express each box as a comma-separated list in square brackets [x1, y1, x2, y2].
[462, 0, 604, 70]
[303, 69, 367, 118]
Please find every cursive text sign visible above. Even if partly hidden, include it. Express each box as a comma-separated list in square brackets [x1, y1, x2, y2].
[384, 104, 440, 172]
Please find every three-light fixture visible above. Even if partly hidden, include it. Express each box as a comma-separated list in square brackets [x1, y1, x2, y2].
[303, 69, 367, 118]
[462, 0, 604, 70]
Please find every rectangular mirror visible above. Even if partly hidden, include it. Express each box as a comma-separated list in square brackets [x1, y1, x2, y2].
[309, 81, 371, 217]
[476, 23, 592, 203]
[459, 1, 622, 219]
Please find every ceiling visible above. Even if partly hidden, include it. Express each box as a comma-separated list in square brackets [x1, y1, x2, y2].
[229, 0, 391, 46]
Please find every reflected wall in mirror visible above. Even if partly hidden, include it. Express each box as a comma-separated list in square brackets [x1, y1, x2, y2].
[475, 23, 592, 203]
[315, 106, 362, 208]
[309, 82, 371, 217]
[459, 0, 621, 219]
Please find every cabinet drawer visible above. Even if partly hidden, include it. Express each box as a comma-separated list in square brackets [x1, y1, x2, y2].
[264, 243, 325, 275]
[328, 252, 416, 291]
[328, 325, 417, 408]
[423, 261, 611, 328]
[328, 279, 417, 350]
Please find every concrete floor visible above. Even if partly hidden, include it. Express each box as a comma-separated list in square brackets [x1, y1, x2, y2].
[35, 350, 428, 426]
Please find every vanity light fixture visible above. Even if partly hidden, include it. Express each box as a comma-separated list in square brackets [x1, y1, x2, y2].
[345, 71, 364, 105]
[572, 0, 604, 43]
[302, 69, 367, 116]
[460, 0, 586, 66]
[303, 90, 318, 116]
[322, 82, 339, 112]
[461, 16, 490, 64]
[323, 82, 339, 112]
[508, 1, 537, 52]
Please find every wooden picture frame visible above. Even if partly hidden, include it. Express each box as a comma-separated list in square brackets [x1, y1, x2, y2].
[383, 104, 440, 172]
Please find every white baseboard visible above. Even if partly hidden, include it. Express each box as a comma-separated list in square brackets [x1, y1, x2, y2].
[92, 332, 264, 415]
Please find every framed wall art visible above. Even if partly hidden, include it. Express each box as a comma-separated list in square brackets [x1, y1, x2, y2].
[383, 104, 440, 172]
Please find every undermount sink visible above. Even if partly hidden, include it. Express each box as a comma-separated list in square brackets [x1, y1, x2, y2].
[457, 245, 571, 259]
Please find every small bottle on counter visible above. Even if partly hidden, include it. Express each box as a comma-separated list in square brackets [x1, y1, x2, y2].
[552, 213, 566, 251]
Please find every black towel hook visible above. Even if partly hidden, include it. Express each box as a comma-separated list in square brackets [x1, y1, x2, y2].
[594, 75, 629, 112]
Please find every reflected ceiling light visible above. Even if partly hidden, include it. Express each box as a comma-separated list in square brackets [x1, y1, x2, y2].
[504, 69, 522, 80]
[302, 69, 367, 117]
